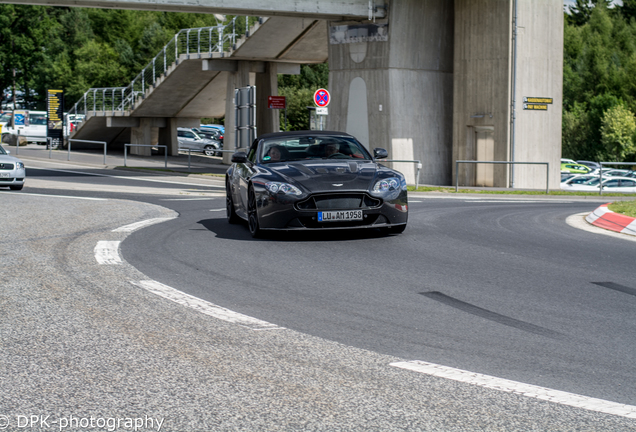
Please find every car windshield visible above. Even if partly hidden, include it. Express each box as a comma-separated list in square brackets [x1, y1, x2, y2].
[0, 145, 7, 155]
[259, 135, 372, 163]
[0, 112, 12, 123]
[584, 178, 601, 186]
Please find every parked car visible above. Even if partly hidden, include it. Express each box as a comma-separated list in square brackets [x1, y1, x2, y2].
[177, 127, 221, 156]
[560, 174, 606, 189]
[226, 130, 408, 237]
[576, 160, 601, 170]
[568, 176, 636, 192]
[0, 143, 26, 190]
[561, 158, 577, 164]
[192, 127, 223, 154]
[200, 124, 225, 134]
[560, 163, 592, 174]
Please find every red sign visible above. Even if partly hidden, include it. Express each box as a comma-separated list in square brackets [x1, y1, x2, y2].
[268, 96, 286, 109]
[314, 88, 330, 107]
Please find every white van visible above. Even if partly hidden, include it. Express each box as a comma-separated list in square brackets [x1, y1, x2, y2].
[3, 110, 48, 144]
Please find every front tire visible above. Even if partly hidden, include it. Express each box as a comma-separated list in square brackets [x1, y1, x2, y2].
[247, 186, 261, 238]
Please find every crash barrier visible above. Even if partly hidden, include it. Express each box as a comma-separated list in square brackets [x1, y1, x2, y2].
[599, 162, 636, 195]
[455, 161, 550, 194]
[178, 148, 232, 171]
[378, 159, 422, 189]
[68, 139, 108, 164]
[124, 144, 168, 168]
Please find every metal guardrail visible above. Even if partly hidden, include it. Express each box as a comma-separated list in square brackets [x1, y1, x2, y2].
[599, 162, 636, 195]
[124, 144, 167, 168]
[68, 139, 108, 164]
[378, 159, 422, 189]
[68, 17, 259, 123]
[455, 160, 550, 194]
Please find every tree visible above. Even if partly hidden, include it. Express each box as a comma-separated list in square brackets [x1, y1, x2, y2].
[601, 104, 636, 161]
[278, 64, 328, 131]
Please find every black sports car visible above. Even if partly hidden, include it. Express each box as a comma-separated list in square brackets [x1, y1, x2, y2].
[225, 131, 408, 237]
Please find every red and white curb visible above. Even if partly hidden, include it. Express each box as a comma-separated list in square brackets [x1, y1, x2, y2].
[585, 204, 636, 236]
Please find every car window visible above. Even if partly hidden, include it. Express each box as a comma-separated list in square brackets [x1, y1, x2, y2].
[620, 180, 636, 187]
[259, 135, 372, 163]
[604, 180, 620, 187]
[0, 145, 7, 155]
[30, 113, 47, 125]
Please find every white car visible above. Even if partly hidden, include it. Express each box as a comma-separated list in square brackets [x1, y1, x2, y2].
[0, 144, 26, 190]
[568, 176, 636, 193]
[560, 174, 605, 189]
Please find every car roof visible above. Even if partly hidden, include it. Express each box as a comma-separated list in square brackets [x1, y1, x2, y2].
[256, 130, 356, 140]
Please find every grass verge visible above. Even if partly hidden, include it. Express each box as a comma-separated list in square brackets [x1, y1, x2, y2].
[608, 200, 636, 218]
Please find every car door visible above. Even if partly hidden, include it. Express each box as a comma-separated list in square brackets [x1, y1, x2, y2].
[619, 179, 636, 192]
[236, 140, 260, 214]
[177, 130, 196, 150]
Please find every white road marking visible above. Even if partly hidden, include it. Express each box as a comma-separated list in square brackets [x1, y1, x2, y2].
[160, 198, 216, 201]
[0, 191, 107, 200]
[210, 208, 225, 212]
[94, 241, 122, 265]
[130, 280, 284, 331]
[112, 217, 176, 233]
[28, 166, 224, 188]
[566, 212, 636, 242]
[391, 360, 636, 419]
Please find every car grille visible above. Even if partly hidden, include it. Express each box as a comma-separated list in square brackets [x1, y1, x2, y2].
[295, 193, 381, 210]
[0, 163, 15, 170]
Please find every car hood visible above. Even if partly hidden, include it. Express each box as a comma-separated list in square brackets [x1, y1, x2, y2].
[267, 160, 381, 192]
[0, 154, 22, 165]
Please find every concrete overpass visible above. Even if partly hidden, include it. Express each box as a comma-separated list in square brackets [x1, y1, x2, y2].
[3, 0, 564, 189]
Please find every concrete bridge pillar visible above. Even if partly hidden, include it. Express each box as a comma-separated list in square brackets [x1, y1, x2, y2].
[328, 0, 454, 186]
[130, 118, 159, 156]
[255, 62, 280, 136]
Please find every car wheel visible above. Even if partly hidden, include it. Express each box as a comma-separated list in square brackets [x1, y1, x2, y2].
[226, 182, 240, 224]
[204, 146, 215, 156]
[247, 186, 261, 238]
[9, 184, 23, 191]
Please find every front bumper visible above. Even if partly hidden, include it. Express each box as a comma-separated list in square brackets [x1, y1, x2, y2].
[0, 168, 26, 187]
[255, 189, 408, 230]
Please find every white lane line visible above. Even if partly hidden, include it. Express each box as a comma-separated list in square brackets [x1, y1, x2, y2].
[391, 360, 636, 419]
[94, 241, 122, 265]
[28, 166, 224, 188]
[161, 198, 216, 201]
[130, 280, 284, 331]
[0, 191, 107, 200]
[210, 208, 225, 212]
[112, 217, 177, 233]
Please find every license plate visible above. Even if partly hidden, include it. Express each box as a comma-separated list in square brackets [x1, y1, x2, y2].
[318, 210, 363, 222]
[0, 173, 9, 178]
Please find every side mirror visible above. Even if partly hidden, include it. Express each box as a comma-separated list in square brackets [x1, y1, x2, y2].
[231, 151, 248, 163]
[374, 148, 388, 159]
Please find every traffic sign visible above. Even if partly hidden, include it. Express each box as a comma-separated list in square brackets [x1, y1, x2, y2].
[268, 95, 286, 109]
[314, 88, 330, 107]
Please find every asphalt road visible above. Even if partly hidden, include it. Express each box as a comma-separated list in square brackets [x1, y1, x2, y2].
[2, 156, 635, 431]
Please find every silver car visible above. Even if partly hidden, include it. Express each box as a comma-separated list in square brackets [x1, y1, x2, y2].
[0, 144, 26, 190]
[177, 128, 221, 156]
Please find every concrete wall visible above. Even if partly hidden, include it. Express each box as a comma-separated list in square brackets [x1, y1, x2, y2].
[453, 0, 562, 189]
[328, 0, 454, 185]
[513, 0, 563, 189]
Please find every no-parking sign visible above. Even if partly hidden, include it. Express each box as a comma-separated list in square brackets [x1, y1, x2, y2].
[314, 88, 330, 107]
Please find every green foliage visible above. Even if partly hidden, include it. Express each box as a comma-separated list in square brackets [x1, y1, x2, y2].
[563, 3, 636, 162]
[601, 104, 636, 160]
[277, 64, 328, 131]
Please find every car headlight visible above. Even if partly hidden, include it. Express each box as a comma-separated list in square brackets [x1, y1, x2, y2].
[16, 162, 24, 170]
[265, 181, 302, 196]
[372, 177, 406, 193]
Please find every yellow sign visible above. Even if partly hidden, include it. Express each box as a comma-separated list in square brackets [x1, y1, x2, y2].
[524, 97, 553, 104]
[524, 104, 548, 111]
